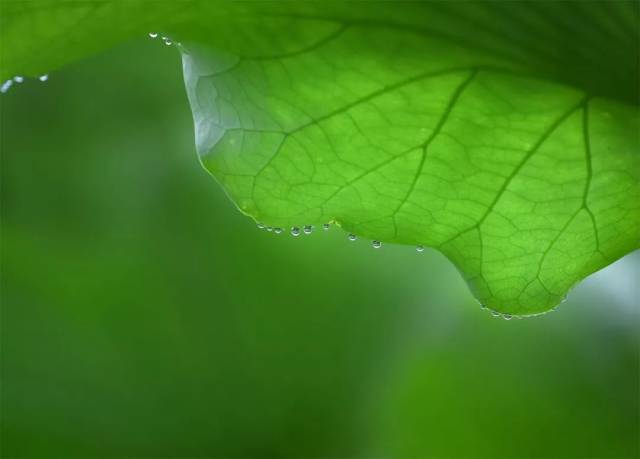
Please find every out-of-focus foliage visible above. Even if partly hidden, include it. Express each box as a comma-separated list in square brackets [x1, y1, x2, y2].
[1, 40, 638, 458]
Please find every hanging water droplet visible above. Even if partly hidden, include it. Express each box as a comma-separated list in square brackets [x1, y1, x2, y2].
[348, 234, 357, 242]
[503, 314, 512, 320]
[372, 240, 382, 249]
[13, 76, 24, 83]
[291, 227, 300, 237]
[39, 74, 48, 82]
[266, 227, 273, 232]
[322, 223, 330, 231]
[256, 223, 265, 229]
[303, 225, 313, 235]
[491, 310, 501, 318]
[148, 32, 158, 38]
[1, 80, 13, 93]
[274, 227, 283, 234]
[416, 245, 425, 253]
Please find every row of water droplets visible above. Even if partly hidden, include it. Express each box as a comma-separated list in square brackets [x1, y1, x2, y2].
[256, 221, 426, 253]
[2, 29, 179, 95]
[148, 32, 180, 47]
[477, 297, 565, 320]
[1, 74, 49, 94]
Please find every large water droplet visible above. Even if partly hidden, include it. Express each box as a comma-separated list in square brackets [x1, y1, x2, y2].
[348, 234, 357, 242]
[416, 245, 425, 253]
[148, 32, 158, 38]
[1, 80, 13, 93]
[291, 227, 300, 237]
[372, 240, 382, 249]
[39, 74, 48, 82]
[266, 227, 273, 232]
[303, 225, 313, 235]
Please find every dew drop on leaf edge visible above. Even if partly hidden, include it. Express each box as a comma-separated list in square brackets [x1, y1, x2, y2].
[1, 80, 12, 93]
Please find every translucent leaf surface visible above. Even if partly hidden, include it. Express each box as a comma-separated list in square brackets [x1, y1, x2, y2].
[2, 1, 638, 315]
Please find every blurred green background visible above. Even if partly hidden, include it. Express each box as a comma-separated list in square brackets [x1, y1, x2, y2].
[1, 38, 638, 458]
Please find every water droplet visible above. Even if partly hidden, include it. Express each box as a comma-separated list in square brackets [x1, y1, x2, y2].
[266, 227, 273, 232]
[303, 225, 313, 235]
[348, 234, 357, 242]
[148, 32, 158, 38]
[372, 240, 382, 249]
[479, 303, 487, 310]
[503, 314, 512, 320]
[162, 36, 172, 45]
[13, 76, 23, 83]
[416, 245, 425, 253]
[322, 223, 330, 231]
[291, 227, 300, 237]
[491, 311, 501, 318]
[274, 227, 283, 234]
[256, 223, 265, 229]
[39, 74, 48, 82]
[1, 80, 13, 93]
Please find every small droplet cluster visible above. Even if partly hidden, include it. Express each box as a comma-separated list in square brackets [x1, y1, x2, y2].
[256, 222, 331, 237]
[478, 296, 567, 320]
[254, 221, 434, 255]
[1, 74, 49, 94]
[148, 32, 180, 47]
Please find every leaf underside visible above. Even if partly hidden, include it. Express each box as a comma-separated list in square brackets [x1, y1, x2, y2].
[3, 1, 639, 314]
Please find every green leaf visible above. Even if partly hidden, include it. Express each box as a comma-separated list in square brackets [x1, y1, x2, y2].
[2, 1, 639, 315]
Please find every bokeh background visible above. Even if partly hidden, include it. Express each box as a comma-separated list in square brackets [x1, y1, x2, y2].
[2, 38, 638, 458]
